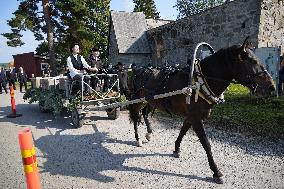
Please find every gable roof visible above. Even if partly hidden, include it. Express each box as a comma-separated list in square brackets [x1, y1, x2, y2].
[110, 11, 151, 54]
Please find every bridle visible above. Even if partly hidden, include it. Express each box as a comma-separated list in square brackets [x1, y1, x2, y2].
[240, 69, 270, 93]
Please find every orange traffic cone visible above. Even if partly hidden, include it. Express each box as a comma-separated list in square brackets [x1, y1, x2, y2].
[18, 128, 41, 189]
[7, 85, 22, 118]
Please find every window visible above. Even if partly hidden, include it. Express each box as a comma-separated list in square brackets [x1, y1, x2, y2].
[41, 63, 49, 70]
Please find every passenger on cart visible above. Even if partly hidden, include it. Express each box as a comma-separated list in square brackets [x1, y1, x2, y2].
[87, 47, 104, 91]
[67, 44, 98, 96]
[115, 62, 129, 98]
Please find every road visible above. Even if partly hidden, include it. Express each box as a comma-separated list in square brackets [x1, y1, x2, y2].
[0, 90, 283, 189]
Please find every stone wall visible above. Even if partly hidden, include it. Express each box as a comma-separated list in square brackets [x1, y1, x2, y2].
[258, 0, 284, 52]
[148, 0, 263, 67]
[115, 54, 152, 68]
[146, 19, 172, 30]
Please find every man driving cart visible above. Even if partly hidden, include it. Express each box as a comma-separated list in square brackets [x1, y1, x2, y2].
[67, 44, 98, 95]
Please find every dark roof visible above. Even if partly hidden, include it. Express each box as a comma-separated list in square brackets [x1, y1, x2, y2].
[111, 11, 151, 54]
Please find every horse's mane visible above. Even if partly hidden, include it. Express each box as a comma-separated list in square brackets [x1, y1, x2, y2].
[201, 45, 241, 66]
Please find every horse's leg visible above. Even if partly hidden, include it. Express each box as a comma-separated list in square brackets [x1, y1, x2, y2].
[142, 104, 153, 141]
[192, 120, 223, 184]
[129, 103, 143, 147]
[173, 119, 191, 158]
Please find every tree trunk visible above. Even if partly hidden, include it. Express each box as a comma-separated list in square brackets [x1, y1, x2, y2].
[42, 0, 57, 76]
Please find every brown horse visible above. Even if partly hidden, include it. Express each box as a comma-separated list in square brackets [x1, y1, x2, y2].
[128, 38, 275, 184]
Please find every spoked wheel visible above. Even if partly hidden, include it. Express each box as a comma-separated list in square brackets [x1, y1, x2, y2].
[106, 107, 120, 120]
[71, 109, 85, 128]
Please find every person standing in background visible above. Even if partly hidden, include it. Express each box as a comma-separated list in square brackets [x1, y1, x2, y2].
[18, 67, 28, 93]
[6, 67, 17, 90]
[0, 67, 8, 94]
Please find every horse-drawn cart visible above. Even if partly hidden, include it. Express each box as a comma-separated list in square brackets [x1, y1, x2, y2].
[29, 73, 122, 128]
[26, 42, 217, 128]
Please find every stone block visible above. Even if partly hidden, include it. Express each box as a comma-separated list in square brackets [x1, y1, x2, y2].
[40, 78, 56, 90]
[59, 77, 69, 90]
[31, 77, 42, 88]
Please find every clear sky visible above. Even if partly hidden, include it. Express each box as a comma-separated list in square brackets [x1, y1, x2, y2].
[0, 0, 178, 63]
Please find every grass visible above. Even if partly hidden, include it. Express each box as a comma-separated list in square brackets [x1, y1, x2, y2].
[155, 84, 284, 138]
[210, 84, 284, 138]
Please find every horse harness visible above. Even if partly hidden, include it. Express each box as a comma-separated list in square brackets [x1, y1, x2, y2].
[130, 63, 224, 109]
[192, 60, 225, 105]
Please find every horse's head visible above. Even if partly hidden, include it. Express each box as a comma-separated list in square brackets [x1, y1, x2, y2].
[232, 37, 275, 96]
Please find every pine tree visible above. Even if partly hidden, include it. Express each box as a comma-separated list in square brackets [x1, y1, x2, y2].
[2, 0, 110, 73]
[133, 0, 160, 19]
[175, 0, 225, 18]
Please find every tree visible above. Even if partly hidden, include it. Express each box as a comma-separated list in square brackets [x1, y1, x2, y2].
[42, 0, 56, 75]
[175, 0, 225, 18]
[2, 0, 110, 73]
[133, 0, 160, 19]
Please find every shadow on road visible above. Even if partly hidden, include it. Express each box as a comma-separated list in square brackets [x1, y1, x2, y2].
[0, 104, 72, 131]
[152, 116, 284, 157]
[35, 124, 214, 184]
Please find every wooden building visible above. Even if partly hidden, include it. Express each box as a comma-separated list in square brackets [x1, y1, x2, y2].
[13, 52, 49, 78]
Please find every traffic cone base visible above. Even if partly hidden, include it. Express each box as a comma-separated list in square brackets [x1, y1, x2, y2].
[7, 113, 22, 118]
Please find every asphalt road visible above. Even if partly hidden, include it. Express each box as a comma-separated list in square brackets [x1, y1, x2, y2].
[0, 90, 283, 189]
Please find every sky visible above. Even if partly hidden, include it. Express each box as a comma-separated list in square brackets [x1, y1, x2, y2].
[0, 0, 178, 63]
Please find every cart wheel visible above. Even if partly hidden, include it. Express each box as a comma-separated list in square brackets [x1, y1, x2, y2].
[107, 108, 120, 120]
[71, 109, 85, 128]
[39, 100, 50, 113]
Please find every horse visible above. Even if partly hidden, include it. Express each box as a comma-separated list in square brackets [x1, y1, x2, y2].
[127, 37, 275, 184]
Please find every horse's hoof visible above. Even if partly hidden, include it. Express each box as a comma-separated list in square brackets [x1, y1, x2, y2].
[213, 176, 224, 184]
[145, 133, 152, 141]
[172, 151, 180, 158]
[137, 140, 143, 147]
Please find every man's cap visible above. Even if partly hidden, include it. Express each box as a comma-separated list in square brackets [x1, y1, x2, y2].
[116, 62, 123, 66]
[92, 46, 100, 52]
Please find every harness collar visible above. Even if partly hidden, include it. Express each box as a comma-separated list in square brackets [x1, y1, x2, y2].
[193, 60, 225, 104]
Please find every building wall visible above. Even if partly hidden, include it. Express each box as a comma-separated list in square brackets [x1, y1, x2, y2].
[148, 0, 263, 67]
[116, 54, 152, 68]
[14, 52, 36, 78]
[13, 52, 49, 77]
[258, 0, 284, 52]
[146, 19, 172, 30]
